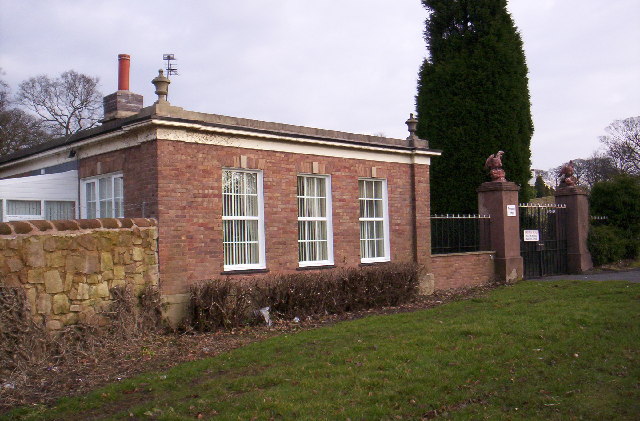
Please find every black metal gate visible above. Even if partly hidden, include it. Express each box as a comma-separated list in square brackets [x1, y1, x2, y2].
[519, 204, 568, 278]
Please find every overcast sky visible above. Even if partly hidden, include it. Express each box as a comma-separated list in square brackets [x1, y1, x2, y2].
[1, 0, 638, 170]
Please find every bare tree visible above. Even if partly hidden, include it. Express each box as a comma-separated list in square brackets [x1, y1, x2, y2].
[0, 78, 51, 156]
[547, 152, 619, 191]
[600, 116, 640, 176]
[16, 70, 102, 137]
[578, 151, 620, 188]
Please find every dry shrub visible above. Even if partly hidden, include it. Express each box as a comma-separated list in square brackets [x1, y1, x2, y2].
[0, 284, 164, 393]
[107, 284, 164, 338]
[190, 279, 255, 331]
[190, 262, 420, 331]
[0, 287, 49, 378]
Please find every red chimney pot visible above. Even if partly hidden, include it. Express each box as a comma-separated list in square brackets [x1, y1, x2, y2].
[118, 54, 130, 91]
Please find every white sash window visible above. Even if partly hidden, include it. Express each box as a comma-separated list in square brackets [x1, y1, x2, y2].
[359, 178, 391, 263]
[297, 175, 333, 266]
[222, 169, 265, 270]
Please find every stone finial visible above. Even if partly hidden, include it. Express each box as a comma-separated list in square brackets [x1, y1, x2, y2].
[484, 150, 507, 182]
[151, 69, 170, 103]
[405, 113, 418, 147]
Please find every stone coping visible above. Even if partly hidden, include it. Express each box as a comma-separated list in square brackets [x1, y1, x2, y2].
[476, 181, 520, 192]
[0, 218, 157, 236]
[554, 186, 589, 197]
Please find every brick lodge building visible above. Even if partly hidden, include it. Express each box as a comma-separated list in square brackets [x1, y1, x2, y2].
[0, 55, 441, 318]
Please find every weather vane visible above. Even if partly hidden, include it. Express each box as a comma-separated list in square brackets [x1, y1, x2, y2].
[163, 54, 178, 76]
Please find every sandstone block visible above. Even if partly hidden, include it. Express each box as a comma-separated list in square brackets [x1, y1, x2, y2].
[47, 251, 66, 268]
[37, 294, 51, 314]
[76, 283, 90, 300]
[101, 252, 114, 271]
[144, 252, 157, 265]
[2, 273, 21, 287]
[62, 312, 79, 326]
[118, 233, 133, 247]
[132, 247, 144, 262]
[111, 278, 126, 288]
[133, 236, 143, 245]
[87, 274, 100, 284]
[25, 287, 37, 315]
[44, 270, 64, 293]
[122, 252, 133, 264]
[69, 305, 81, 312]
[55, 237, 72, 250]
[97, 236, 113, 251]
[102, 270, 114, 281]
[145, 266, 159, 284]
[133, 273, 144, 285]
[90, 282, 110, 299]
[24, 239, 45, 267]
[43, 237, 57, 252]
[65, 273, 73, 291]
[76, 235, 97, 251]
[7, 257, 24, 272]
[65, 254, 82, 273]
[113, 265, 125, 279]
[46, 319, 62, 330]
[52, 294, 70, 314]
[83, 253, 100, 274]
[27, 268, 45, 284]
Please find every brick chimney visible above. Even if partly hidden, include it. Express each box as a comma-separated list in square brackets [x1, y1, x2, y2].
[103, 54, 143, 122]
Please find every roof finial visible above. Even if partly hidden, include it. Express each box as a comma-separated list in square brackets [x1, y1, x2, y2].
[405, 113, 419, 147]
[151, 69, 170, 103]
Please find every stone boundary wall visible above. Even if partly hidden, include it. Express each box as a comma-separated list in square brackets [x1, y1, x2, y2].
[431, 251, 496, 290]
[0, 218, 158, 330]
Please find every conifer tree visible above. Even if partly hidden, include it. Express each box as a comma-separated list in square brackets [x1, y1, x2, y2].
[416, 0, 533, 213]
[534, 175, 552, 198]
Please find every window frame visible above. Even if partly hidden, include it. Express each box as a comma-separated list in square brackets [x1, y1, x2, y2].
[2, 199, 76, 222]
[297, 174, 334, 267]
[221, 168, 266, 271]
[358, 178, 391, 263]
[80, 172, 124, 219]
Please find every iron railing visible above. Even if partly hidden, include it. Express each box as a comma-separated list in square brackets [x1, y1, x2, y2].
[430, 214, 491, 254]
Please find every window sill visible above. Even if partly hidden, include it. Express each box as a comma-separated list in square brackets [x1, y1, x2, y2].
[296, 265, 336, 271]
[359, 260, 391, 267]
[220, 268, 269, 275]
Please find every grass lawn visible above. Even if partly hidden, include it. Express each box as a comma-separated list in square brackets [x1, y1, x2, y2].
[5, 280, 639, 420]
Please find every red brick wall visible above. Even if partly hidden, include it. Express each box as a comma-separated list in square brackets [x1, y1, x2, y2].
[431, 252, 495, 290]
[79, 142, 159, 219]
[155, 140, 427, 295]
[79, 139, 432, 296]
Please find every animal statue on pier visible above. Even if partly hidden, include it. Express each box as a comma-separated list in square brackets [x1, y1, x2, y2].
[484, 150, 506, 182]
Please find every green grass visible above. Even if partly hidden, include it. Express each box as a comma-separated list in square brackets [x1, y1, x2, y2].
[5, 281, 640, 420]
